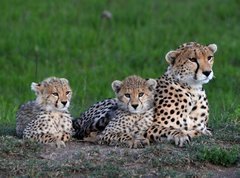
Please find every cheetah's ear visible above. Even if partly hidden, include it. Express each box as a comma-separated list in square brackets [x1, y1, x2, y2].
[31, 82, 43, 95]
[60, 78, 69, 84]
[146, 79, 157, 91]
[208, 44, 217, 53]
[111, 80, 122, 93]
[165, 50, 180, 65]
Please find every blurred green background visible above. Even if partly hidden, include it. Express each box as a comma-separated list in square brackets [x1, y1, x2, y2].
[0, 0, 240, 129]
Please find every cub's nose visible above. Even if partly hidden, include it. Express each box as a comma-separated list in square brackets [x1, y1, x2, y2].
[61, 101, 67, 106]
[132, 104, 139, 109]
[202, 71, 211, 77]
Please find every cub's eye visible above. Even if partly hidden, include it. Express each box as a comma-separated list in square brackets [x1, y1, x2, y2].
[207, 56, 213, 61]
[124, 94, 131, 98]
[52, 92, 58, 96]
[188, 57, 197, 63]
[138, 93, 144, 97]
[66, 91, 71, 95]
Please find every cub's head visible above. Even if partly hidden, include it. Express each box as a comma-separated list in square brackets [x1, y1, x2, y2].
[112, 75, 157, 114]
[165, 42, 217, 87]
[31, 77, 72, 111]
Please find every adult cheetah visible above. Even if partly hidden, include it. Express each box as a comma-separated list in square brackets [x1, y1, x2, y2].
[16, 77, 73, 147]
[144, 42, 217, 146]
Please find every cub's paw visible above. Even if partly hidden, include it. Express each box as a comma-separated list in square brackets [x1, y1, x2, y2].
[83, 132, 99, 143]
[55, 140, 66, 148]
[128, 138, 150, 149]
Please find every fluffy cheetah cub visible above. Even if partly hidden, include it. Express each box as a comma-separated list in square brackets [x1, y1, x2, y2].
[99, 75, 157, 148]
[16, 77, 73, 147]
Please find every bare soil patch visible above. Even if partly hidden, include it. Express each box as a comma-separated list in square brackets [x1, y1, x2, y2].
[0, 132, 239, 177]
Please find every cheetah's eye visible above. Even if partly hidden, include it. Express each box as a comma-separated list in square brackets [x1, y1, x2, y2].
[138, 93, 144, 97]
[188, 57, 197, 63]
[207, 56, 213, 61]
[52, 92, 59, 96]
[124, 94, 131, 98]
[66, 91, 71, 95]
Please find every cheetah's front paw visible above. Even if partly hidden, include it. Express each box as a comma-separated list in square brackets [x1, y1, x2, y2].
[202, 127, 212, 136]
[172, 133, 191, 147]
[55, 141, 66, 148]
[128, 138, 150, 149]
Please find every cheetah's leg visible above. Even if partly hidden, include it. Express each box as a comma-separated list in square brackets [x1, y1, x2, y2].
[145, 125, 198, 147]
[175, 127, 212, 147]
[194, 124, 212, 136]
[53, 132, 72, 148]
[23, 133, 64, 147]
[23, 132, 71, 148]
[99, 133, 149, 148]
[131, 134, 150, 148]
[99, 132, 131, 146]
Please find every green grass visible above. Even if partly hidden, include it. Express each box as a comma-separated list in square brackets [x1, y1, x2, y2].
[197, 146, 239, 167]
[0, 0, 240, 176]
[0, 0, 240, 126]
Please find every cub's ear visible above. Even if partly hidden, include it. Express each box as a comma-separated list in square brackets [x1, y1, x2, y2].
[111, 80, 122, 93]
[31, 82, 43, 95]
[60, 78, 69, 84]
[165, 50, 179, 65]
[146, 79, 157, 91]
[208, 44, 217, 53]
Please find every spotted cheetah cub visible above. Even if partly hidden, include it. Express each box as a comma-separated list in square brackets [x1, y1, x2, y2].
[98, 75, 157, 148]
[16, 77, 73, 147]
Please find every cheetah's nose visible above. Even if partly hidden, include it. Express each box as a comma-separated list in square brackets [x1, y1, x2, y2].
[61, 101, 67, 106]
[132, 104, 139, 109]
[202, 71, 211, 77]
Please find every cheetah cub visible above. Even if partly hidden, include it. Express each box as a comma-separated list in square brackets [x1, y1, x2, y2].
[98, 75, 157, 148]
[16, 77, 73, 147]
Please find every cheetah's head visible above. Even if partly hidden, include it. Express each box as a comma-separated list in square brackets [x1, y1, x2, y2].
[112, 75, 157, 114]
[165, 42, 217, 88]
[31, 77, 72, 111]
